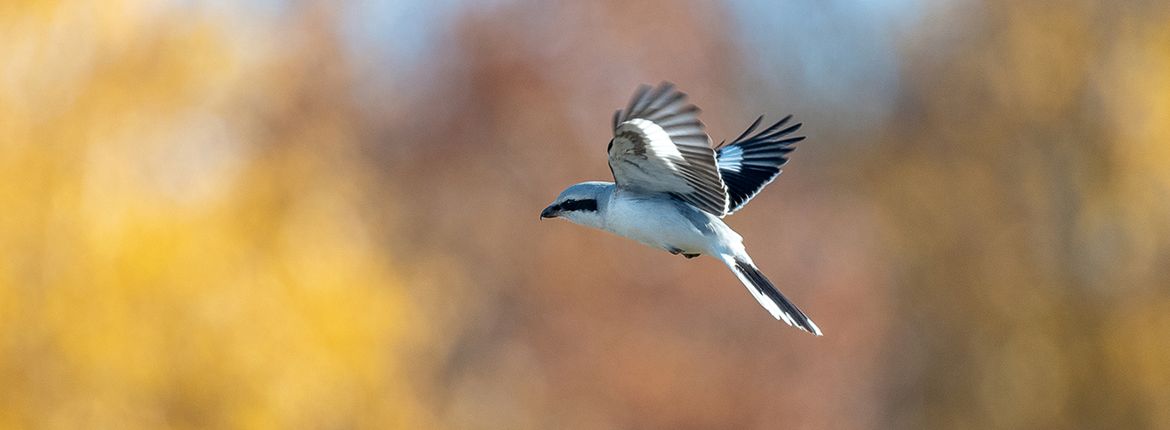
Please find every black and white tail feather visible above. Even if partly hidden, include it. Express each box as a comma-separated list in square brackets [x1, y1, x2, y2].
[723, 255, 822, 335]
[716, 115, 805, 215]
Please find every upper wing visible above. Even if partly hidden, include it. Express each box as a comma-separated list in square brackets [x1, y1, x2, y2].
[608, 83, 729, 217]
[715, 115, 805, 214]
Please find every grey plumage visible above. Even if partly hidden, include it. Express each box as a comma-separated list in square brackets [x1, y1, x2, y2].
[609, 82, 729, 217]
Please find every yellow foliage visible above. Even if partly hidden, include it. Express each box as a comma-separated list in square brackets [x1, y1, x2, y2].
[0, 2, 432, 428]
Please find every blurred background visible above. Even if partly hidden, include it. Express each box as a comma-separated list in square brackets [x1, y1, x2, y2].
[2, 0, 1169, 428]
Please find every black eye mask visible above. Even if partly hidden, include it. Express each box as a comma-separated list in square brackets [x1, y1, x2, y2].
[557, 199, 598, 213]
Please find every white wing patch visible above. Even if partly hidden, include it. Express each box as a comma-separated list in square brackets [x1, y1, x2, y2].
[625, 118, 682, 161]
[716, 145, 743, 173]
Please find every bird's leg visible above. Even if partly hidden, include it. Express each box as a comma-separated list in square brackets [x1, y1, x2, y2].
[683, 253, 700, 259]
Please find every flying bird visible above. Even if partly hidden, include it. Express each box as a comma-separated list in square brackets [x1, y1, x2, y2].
[540, 82, 821, 335]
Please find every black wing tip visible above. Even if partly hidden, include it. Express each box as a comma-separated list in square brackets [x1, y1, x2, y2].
[725, 114, 804, 147]
[756, 116, 802, 142]
[721, 115, 765, 149]
[771, 122, 803, 139]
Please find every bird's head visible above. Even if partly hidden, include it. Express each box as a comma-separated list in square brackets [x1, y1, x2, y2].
[540, 181, 611, 228]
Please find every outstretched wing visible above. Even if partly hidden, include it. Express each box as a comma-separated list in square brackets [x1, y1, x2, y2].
[609, 82, 729, 217]
[715, 115, 804, 214]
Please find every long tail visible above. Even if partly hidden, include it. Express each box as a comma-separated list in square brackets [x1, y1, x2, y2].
[723, 255, 822, 336]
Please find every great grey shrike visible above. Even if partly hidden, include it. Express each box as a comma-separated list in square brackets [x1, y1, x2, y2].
[541, 82, 821, 335]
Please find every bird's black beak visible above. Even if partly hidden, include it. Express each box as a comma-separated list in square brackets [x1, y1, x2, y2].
[540, 205, 558, 220]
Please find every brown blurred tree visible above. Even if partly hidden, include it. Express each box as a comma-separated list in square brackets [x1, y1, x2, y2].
[871, 1, 1170, 428]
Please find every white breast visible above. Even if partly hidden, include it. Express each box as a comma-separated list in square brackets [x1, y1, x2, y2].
[603, 191, 735, 255]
